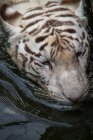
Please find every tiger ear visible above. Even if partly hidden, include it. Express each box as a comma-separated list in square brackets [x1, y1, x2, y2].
[61, 0, 84, 17]
[0, 3, 23, 34]
[61, 0, 87, 27]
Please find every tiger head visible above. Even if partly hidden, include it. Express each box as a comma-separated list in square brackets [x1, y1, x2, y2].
[0, 0, 90, 104]
[41, 47, 89, 103]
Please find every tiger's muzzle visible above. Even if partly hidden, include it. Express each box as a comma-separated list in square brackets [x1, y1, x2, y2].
[45, 63, 89, 104]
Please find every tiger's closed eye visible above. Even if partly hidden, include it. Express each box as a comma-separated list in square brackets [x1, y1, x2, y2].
[76, 52, 82, 57]
[42, 60, 53, 70]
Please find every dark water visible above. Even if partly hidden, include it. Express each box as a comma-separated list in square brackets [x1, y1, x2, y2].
[0, 1, 93, 140]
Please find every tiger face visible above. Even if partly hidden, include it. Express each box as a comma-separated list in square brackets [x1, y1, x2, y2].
[0, 0, 90, 104]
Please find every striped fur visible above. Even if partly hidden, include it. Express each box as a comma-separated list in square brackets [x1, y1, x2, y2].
[0, 0, 90, 103]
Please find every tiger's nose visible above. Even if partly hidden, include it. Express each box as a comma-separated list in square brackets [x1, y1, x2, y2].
[68, 92, 88, 103]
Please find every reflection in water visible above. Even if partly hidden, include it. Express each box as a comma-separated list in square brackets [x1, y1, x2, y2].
[0, 0, 93, 140]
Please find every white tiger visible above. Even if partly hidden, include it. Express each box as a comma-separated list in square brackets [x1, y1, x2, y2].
[0, 0, 90, 104]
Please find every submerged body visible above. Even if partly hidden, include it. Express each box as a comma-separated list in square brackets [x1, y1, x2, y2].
[0, 0, 90, 104]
